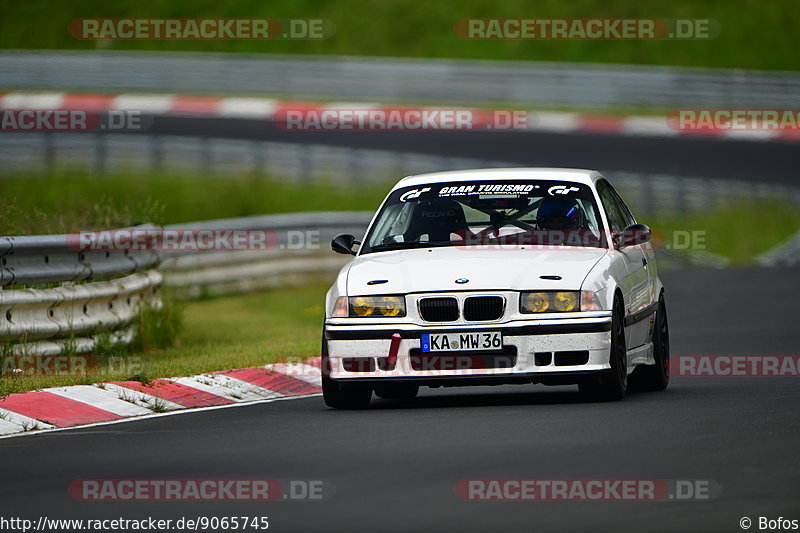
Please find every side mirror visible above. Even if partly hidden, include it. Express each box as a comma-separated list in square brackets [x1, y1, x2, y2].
[331, 233, 359, 255]
[617, 224, 651, 248]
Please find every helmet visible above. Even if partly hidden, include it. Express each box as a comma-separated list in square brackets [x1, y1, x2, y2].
[537, 197, 584, 230]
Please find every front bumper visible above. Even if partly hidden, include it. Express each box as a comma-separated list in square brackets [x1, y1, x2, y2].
[324, 314, 613, 384]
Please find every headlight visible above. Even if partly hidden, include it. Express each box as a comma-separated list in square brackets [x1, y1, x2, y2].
[521, 292, 550, 313]
[553, 291, 578, 312]
[520, 291, 587, 313]
[348, 295, 406, 317]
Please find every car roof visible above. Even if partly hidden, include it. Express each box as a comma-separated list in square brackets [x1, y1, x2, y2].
[392, 168, 603, 190]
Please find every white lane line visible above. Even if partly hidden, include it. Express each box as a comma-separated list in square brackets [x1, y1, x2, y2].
[530, 111, 580, 132]
[102, 383, 184, 411]
[173, 374, 282, 402]
[0, 407, 56, 433]
[266, 363, 322, 386]
[322, 102, 380, 110]
[722, 129, 778, 141]
[217, 97, 280, 118]
[0, 91, 65, 109]
[111, 94, 176, 114]
[622, 116, 678, 136]
[47, 386, 153, 417]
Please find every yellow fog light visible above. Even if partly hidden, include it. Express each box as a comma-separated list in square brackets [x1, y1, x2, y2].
[380, 296, 403, 317]
[352, 296, 374, 317]
[553, 291, 578, 312]
[523, 292, 550, 313]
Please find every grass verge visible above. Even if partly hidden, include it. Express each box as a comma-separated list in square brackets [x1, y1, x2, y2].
[0, 171, 389, 235]
[642, 199, 800, 265]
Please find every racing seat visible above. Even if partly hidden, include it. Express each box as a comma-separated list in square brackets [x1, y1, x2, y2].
[404, 200, 472, 243]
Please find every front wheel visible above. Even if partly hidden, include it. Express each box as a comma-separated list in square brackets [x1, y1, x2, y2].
[630, 295, 670, 392]
[579, 295, 627, 401]
[322, 377, 372, 409]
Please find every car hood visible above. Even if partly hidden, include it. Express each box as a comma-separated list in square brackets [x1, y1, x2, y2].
[345, 246, 607, 295]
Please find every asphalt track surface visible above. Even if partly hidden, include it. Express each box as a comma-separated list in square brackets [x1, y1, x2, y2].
[147, 115, 800, 183]
[2, 122, 799, 532]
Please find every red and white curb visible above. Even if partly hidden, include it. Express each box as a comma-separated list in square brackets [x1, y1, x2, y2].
[0, 358, 322, 438]
[1, 91, 797, 141]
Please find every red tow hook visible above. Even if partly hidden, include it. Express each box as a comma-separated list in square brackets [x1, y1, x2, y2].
[381, 332, 402, 371]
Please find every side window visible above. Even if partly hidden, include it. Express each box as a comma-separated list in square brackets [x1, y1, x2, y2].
[607, 184, 635, 227]
[596, 180, 627, 233]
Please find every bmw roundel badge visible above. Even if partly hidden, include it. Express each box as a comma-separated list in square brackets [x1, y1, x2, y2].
[455, 278, 469, 284]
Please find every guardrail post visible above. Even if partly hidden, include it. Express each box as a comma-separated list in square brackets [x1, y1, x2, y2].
[252, 140, 264, 177]
[676, 177, 688, 220]
[347, 147, 361, 184]
[43, 133, 55, 174]
[642, 175, 655, 218]
[301, 144, 314, 183]
[92, 132, 107, 175]
[150, 135, 163, 173]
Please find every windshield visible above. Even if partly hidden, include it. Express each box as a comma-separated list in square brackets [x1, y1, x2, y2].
[361, 179, 606, 254]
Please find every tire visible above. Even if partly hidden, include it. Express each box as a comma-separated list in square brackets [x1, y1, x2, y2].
[579, 295, 627, 401]
[321, 327, 372, 409]
[322, 377, 372, 409]
[630, 295, 670, 392]
[374, 383, 419, 400]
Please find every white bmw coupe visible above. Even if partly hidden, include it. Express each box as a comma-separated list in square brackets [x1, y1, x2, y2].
[323, 168, 669, 409]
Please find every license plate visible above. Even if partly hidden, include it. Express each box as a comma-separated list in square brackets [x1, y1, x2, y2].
[420, 332, 502, 352]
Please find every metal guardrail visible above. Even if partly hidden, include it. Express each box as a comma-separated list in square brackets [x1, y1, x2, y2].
[0, 212, 372, 355]
[0, 233, 164, 354]
[0, 225, 160, 287]
[756, 229, 800, 267]
[1, 50, 799, 109]
[0, 224, 163, 354]
[0, 271, 162, 339]
[158, 212, 372, 297]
